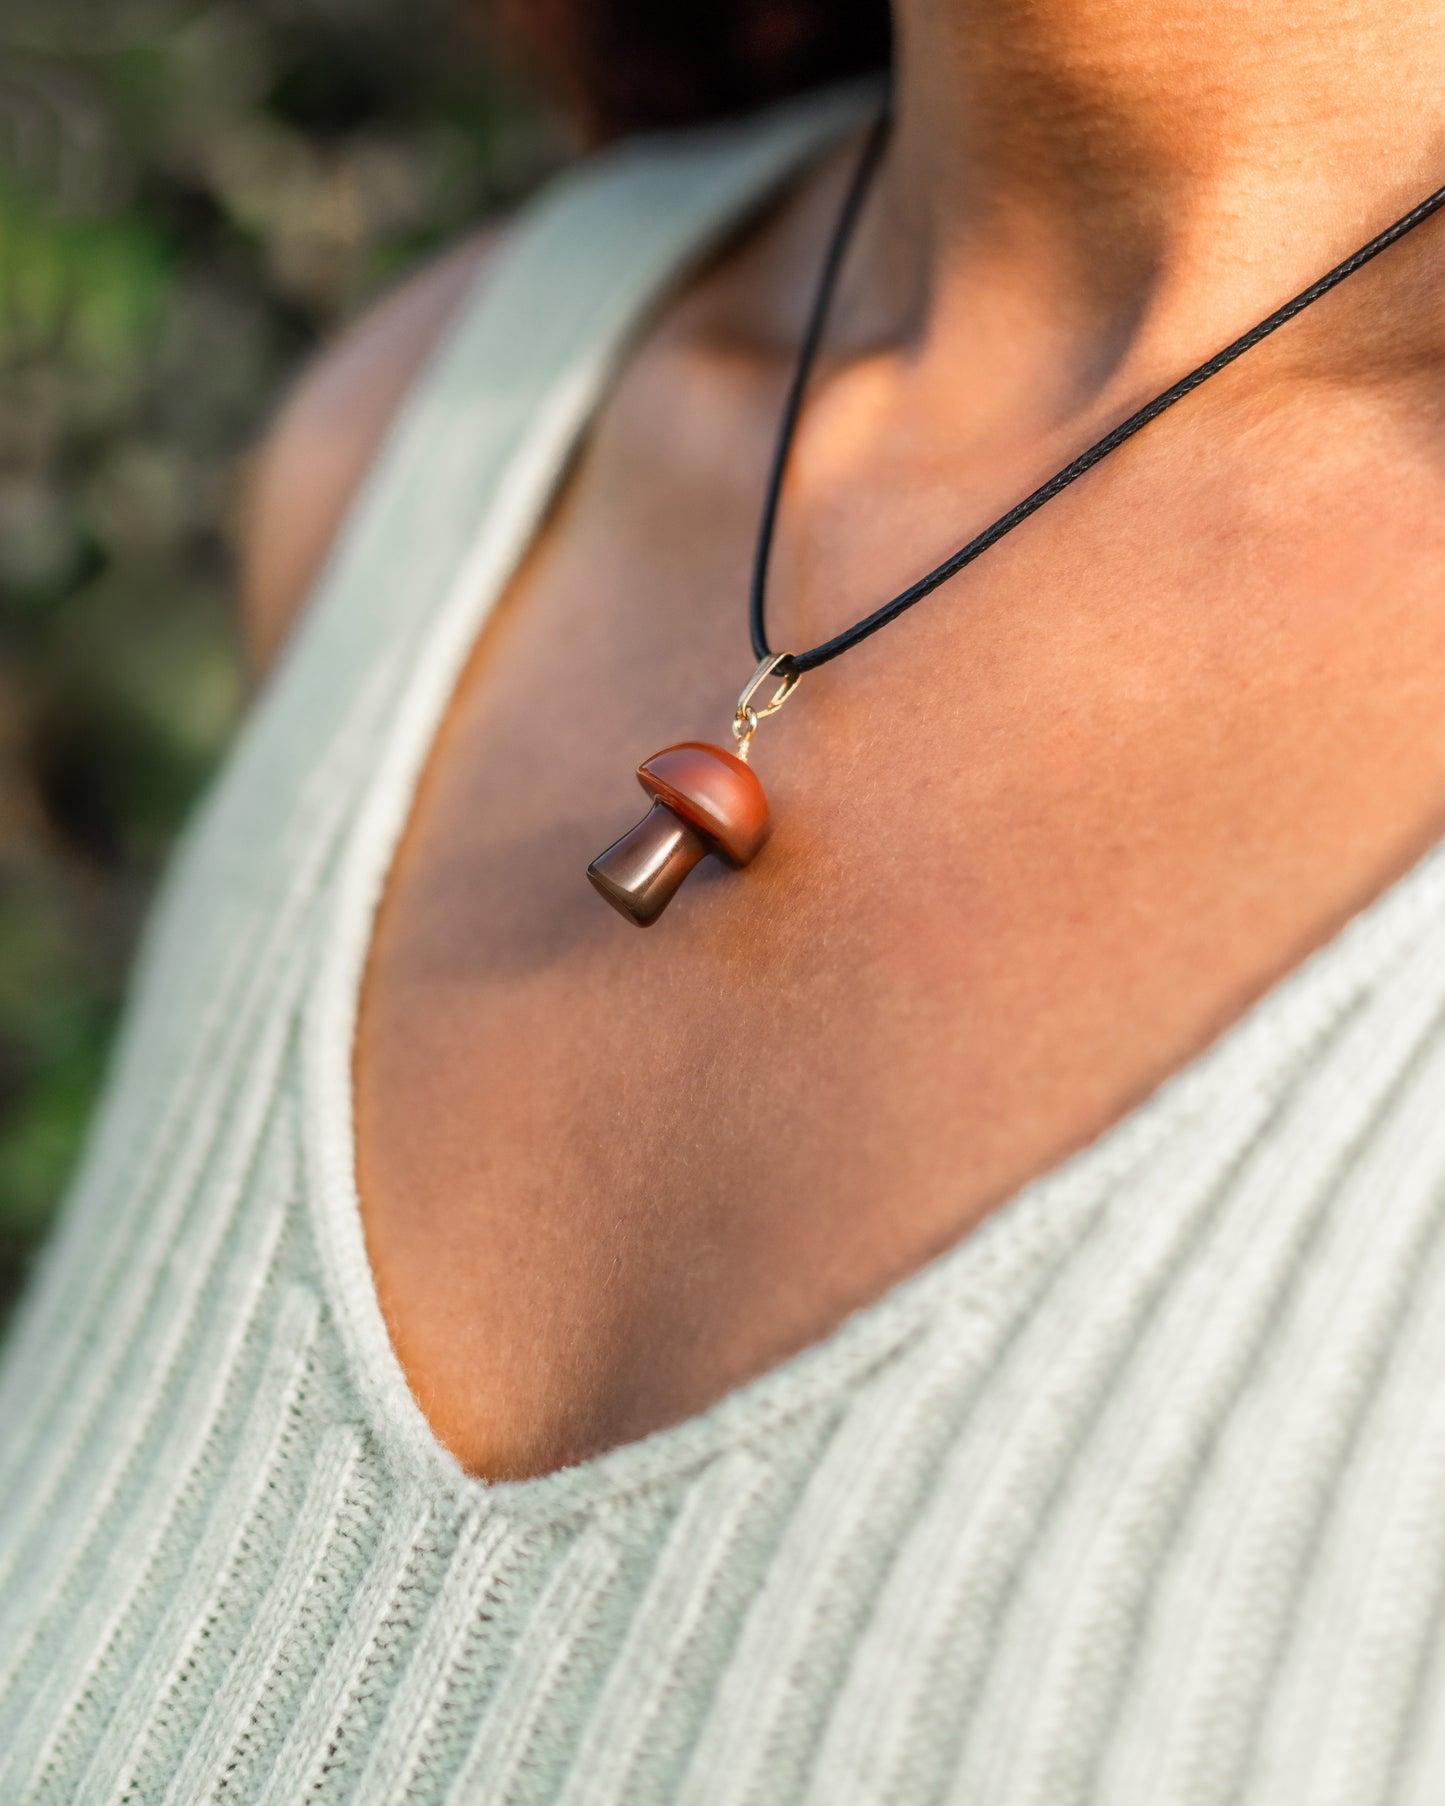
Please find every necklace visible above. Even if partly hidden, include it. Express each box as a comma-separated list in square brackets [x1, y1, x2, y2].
[587, 109, 1445, 926]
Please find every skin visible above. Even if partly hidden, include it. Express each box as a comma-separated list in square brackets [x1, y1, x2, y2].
[243, 0, 1445, 1480]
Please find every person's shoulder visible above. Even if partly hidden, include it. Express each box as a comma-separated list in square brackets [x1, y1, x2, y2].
[237, 224, 508, 680]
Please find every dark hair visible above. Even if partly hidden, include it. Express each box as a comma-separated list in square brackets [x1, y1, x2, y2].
[486, 0, 891, 144]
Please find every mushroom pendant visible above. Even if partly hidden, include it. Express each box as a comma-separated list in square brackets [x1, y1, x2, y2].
[587, 653, 799, 926]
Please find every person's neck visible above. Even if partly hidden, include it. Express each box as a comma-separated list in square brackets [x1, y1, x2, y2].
[870, 0, 1445, 399]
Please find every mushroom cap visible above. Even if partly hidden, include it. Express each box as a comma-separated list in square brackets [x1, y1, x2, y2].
[636, 741, 770, 866]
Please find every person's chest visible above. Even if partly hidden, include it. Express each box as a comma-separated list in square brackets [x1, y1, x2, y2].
[350, 332, 1445, 1482]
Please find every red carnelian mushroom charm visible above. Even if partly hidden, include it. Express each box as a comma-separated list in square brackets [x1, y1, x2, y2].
[587, 742, 770, 926]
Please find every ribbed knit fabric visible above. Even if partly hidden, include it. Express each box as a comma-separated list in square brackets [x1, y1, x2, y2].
[5, 79, 1445, 1805]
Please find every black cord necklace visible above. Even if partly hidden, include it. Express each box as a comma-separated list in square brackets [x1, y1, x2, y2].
[589, 108, 1445, 927]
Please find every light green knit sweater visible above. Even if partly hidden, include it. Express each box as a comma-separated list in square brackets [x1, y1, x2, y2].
[5, 80, 1445, 1806]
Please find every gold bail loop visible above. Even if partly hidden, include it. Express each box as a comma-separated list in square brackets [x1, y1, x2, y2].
[732, 653, 799, 760]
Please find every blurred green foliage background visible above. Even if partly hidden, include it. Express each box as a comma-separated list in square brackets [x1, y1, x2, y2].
[0, 0, 561, 1319]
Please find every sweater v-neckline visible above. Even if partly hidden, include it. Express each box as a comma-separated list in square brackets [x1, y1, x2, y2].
[300, 83, 1445, 1525]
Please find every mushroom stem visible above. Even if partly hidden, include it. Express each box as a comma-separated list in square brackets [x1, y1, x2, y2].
[587, 801, 708, 926]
